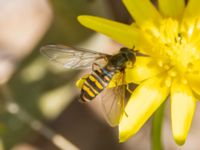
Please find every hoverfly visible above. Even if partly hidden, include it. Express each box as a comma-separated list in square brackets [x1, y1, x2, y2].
[40, 45, 139, 126]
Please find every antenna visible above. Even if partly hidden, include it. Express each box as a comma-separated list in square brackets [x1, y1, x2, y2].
[131, 45, 135, 50]
[132, 45, 149, 57]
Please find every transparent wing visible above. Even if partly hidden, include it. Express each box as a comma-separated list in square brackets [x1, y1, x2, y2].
[40, 45, 110, 69]
[100, 72, 126, 127]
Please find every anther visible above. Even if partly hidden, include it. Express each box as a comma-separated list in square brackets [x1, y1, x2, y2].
[164, 64, 170, 70]
[157, 60, 164, 67]
[168, 69, 177, 77]
[165, 76, 172, 87]
[181, 78, 188, 84]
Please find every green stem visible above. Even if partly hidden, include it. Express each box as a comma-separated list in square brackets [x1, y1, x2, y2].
[151, 102, 166, 150]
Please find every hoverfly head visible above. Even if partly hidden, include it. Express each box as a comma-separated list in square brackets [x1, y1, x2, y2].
[120, 47, 136, 63]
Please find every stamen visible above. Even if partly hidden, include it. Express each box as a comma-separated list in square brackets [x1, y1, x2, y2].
[188, 27, 194, 37]
[181, 78, 188, 85]
[165, 76, 172, 87]
[187, 63, 193, 73]
[168, 69, 177, 77]
[158, 60, 164, 67]
[177, 33, 183, 44]
[164, 64, 170, 70]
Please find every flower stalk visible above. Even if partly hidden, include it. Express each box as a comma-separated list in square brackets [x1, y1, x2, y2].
[151, 101, 166, 150]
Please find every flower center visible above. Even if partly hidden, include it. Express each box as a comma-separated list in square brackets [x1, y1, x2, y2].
[151, 18, 200, 78]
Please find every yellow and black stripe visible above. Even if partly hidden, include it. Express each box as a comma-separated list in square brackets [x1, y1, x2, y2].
[80, 68, 114, 102]
[94, 68, 113, 83]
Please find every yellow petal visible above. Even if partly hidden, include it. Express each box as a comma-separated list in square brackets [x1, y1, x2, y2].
[192, 91, 200, 101]
[77, 15, 151, 50]
[158, 0, 185, 18]
[182, 0, 200, 29]
[119, 74, 169, 142]
[122, 0, 161, 29]
[183, 0, 200, 19]
[186, 73, 200, 96]
[171, 78, 196, 145]
[125, 57, 162, 84]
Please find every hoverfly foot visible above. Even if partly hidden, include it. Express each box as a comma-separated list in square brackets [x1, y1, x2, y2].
[124, 111, 128, 117]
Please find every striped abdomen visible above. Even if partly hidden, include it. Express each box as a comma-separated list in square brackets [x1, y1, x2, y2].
[80, 67, 114, 102]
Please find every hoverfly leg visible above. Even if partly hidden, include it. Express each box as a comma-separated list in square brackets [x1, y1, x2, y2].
[124, 111, 128, 117]
[92, 56, 108, 71]
[98, 55, 109, 62]
[126, 84, 134, 94]
[92, 63, 101, 71]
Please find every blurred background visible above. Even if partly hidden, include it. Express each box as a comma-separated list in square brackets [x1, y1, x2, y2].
[0, 0, 200, 150]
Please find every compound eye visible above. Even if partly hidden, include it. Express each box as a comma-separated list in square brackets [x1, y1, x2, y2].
[120, 47, 129, 52]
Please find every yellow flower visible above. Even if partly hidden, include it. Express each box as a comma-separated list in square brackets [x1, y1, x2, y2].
[77, 0, 200, 145]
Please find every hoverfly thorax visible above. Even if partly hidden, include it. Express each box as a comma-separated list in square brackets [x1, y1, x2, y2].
[106, 47, 136, 71]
